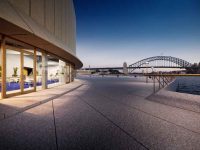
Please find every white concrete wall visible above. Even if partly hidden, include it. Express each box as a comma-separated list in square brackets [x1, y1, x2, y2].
[6, 54, 20, 77]
[37, 61, 60, 79]
[6, 0, 76, 53]
[0, 0, 82, 69]
[6, 54, 33, 77]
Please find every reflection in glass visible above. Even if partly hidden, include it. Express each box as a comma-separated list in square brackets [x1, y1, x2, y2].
[0, 47, 1, 98]
[47, 55, 60, 88]
[6, 49, 21, 94]
[36, 51, 42, 90]
[58, 60, 67, 85]
[23, 51, 34, 91]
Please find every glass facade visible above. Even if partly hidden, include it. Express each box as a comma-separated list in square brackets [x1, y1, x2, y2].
[0, 36, 75, 99]
[47, 55, 60, 88]
[6, 48, 21, 95]
[36, 51, 42, 90]
[0, 45, 1, 98]
[23, 49, 34, 92]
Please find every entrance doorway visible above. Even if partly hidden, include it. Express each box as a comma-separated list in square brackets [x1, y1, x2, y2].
[23, 50, 34, 93]
[6, 48, 21, 96]
[5, 46, 36, 97]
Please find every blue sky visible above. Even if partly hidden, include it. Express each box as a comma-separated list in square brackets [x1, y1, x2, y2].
[74, 0, 200, 67]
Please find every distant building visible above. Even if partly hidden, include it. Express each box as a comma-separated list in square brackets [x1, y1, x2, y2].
[0, 0, 82, 98]
[123, 62, 128, 75]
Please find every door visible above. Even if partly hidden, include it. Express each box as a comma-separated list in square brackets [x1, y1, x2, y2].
[23, 50, 34, 93]
[6, 47, 21, 96]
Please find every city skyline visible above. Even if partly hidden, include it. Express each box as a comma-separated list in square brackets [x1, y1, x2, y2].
[74, 0, 200, 68]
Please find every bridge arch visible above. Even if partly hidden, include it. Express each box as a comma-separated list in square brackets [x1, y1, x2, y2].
[129, 56, 192, 72]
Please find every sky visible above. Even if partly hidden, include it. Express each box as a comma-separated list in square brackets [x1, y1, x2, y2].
[74, 0, 200, 68]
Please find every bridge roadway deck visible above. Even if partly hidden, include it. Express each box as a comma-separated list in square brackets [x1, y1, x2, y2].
[0, 75, 200, 150]
[84, 66, 188, 70]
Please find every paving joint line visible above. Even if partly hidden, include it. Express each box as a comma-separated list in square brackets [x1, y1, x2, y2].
[77, 95, 150, 150]
[0, 84, 84, 121]
[89, 89, 200, 135]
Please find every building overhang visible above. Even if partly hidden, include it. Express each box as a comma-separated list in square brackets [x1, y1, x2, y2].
[0, 18, 83, 69]
[0, 1, 83, 69]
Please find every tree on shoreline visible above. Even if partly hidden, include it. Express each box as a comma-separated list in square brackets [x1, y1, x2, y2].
[186, 62, 200, 74]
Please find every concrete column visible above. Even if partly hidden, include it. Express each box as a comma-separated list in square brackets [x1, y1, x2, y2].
[62, 62, 70, 84]
[63, 63, 67, 84]
[71, 65, 74, 82]
[65, 63, 70, 83]
[59, 60, 65, 84]
[1, 36, 6, 98]
[69, 64, 72, 82]
[42, 52, 48, 89]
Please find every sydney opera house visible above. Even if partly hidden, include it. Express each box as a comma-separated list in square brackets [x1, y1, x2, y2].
[0, 0, 82, 98]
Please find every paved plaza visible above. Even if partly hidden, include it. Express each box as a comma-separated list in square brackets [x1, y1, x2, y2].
[0, 75, 200, 150]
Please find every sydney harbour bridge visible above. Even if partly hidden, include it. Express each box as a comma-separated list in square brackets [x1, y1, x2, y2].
[128, 56, 192, 72]
[84, 56, 192, 73]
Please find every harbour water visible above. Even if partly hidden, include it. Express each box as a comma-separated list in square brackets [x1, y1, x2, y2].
[173, 77, 200, 95]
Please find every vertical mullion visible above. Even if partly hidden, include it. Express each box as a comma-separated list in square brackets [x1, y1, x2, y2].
[1, 36, 6, 98]
[69, 64, 71, 82]
[33, 48, 37, 91]
[67, 63, 70, 83]
[42, 52, 47, 89]
[20, 51, 24, 93]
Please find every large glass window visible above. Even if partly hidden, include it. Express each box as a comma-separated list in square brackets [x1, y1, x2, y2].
[0, 45, 1, 99]
[6, 48, 21, 95]
[58, 60, 67, 85]
[0, 36, 71, 98]
[47, 55, 60, 88]
[23, 50, 34, 92]
[36, 53, 68, 90]
[5, 47, 35, 96]
[36, 51, 42, 90]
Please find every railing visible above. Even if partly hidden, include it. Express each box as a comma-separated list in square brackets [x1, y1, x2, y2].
[145, 74, 200, 93]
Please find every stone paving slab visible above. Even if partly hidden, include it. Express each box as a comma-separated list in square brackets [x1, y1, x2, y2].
[147, 89, 200, 113]
[0, 79, 84, 120]
[0, 76, 200, 150]
[72, 84, 200, 150]
[77, 86, 200, 134]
